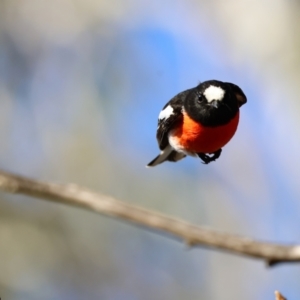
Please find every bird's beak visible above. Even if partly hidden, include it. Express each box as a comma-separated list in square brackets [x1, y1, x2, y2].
[210, 100, 220, 108]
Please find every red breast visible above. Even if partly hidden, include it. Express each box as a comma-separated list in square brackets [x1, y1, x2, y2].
[171, 111, 240, 153]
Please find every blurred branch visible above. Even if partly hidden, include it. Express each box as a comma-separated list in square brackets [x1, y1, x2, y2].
[275, 291, 287, 300]
[0, 170, 299, 266]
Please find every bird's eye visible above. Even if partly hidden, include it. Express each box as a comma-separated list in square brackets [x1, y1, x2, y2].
[196, 92, 203, 102]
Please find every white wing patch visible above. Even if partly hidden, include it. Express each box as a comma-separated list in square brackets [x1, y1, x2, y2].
[158, 105, 174, 120]
[203, 86, 225, 103]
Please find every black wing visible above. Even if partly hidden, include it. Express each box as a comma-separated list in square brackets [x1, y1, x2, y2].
[156, 89, 190, 150]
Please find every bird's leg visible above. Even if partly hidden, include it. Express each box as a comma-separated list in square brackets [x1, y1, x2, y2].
[197, 153, 211, 164]
[197, 149, 222, 164]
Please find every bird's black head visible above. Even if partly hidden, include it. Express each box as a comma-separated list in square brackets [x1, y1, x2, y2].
[183, 80, 247, 127]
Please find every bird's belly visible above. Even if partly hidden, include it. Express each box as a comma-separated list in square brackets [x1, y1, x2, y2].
[169, 111, 240, 154]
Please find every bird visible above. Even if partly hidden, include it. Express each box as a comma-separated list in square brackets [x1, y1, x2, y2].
[147, 80, 247, 167]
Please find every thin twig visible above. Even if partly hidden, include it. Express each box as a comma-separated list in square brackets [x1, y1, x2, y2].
[275, 291, 287, 300]
[0, 170, 299, 266]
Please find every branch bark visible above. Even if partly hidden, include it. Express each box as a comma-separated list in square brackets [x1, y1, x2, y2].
[0, 170, 299, 266]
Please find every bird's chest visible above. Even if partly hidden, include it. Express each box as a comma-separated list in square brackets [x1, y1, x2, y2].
[169, 111, 240, 154]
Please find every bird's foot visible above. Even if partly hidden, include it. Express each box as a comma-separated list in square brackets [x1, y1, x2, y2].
[197, 149, 222, 164]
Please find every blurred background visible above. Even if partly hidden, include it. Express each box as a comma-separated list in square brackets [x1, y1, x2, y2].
[0, 0, 300, 299]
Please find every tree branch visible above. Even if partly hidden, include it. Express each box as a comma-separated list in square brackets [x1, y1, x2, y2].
[0, 170, 299, 266]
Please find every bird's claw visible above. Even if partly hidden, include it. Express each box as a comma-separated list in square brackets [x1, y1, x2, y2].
[197, 149, 222, 164]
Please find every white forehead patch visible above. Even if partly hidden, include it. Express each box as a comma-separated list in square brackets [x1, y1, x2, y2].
[158, 105, 173, 120]
[203, 86, 225, 102]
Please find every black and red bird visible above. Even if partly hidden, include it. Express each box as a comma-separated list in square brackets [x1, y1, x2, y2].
[147, 80, 247, 167]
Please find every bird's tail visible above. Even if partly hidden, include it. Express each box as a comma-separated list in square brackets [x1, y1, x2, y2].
[146, 145, 186, 167]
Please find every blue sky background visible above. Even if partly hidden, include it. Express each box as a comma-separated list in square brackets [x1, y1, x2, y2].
[0, 0, 300, 299]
